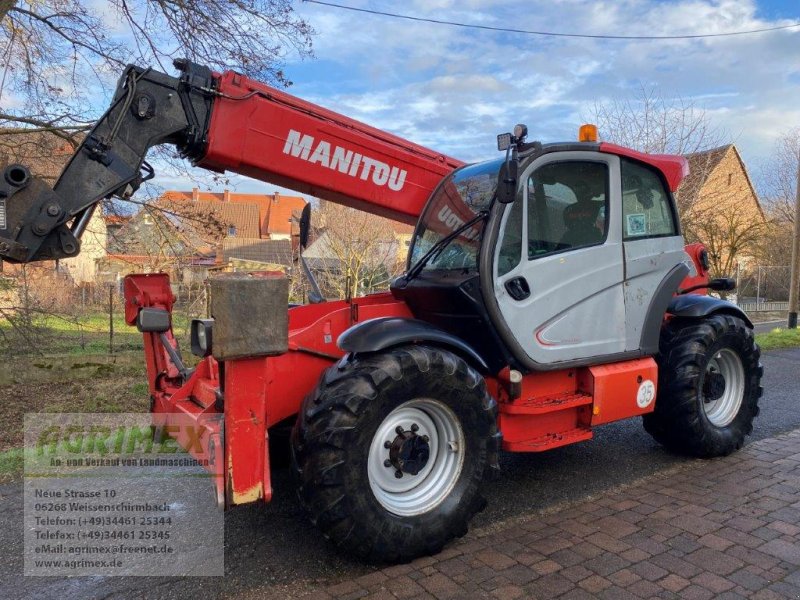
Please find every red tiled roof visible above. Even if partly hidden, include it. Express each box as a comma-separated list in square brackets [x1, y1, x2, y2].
[161, 190, 307, 237]
[391, 222, 415, 235]
[264, 194, 306, 237]
[158, 198, 261, 239]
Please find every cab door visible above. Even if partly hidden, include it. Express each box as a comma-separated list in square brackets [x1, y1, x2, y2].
[618, 158, 686, 353]
[491, 152, 626, 367]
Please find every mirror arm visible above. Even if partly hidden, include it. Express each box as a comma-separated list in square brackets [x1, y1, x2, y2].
[300, 252, 325, 304]
[158, 332, 193, 381]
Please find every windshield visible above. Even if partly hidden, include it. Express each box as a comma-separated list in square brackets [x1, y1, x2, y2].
[408, 158, 502, 272]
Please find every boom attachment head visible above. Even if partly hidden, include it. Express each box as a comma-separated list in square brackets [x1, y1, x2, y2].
[0, 60, 215, 263]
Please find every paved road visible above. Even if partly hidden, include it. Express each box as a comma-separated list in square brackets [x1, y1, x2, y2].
[753, 319, 789, 334]
[2, 347, 799, 600]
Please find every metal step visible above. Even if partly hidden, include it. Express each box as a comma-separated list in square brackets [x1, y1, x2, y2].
[502, 427, 593, 452]
[499, 391, 593, 415]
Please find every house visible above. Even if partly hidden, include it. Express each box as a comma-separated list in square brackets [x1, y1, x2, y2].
[161, 189, 306, 240]
[303, 203, 412, 298]
[102, 195, 296, 282]
[222, 238, 293, 268]
[676, 144, 766, 278]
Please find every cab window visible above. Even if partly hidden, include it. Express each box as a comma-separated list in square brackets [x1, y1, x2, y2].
[496, 161, 609, 276]
[527, 161, 608, 258]
[621, 159, 677, 240]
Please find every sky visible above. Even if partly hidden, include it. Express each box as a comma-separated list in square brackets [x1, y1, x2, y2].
[154, 0, 800, 197]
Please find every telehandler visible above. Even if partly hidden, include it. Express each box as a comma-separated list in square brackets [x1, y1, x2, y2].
[0, 60, 762, 562]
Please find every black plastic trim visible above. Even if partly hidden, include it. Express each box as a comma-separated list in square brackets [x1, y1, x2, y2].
[640, 263, 690, 354]
[136, 307, 171, 333]
[667, 294, 753, 328]
[337, 317, 489, 373]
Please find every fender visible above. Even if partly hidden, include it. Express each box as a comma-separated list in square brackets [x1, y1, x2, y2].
[640, 263, 690, 355]
[337, 317, 490, 373]
[667, 294, 753, 328]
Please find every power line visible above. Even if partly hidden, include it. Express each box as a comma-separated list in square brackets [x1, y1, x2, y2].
[302, 0, 800, 40]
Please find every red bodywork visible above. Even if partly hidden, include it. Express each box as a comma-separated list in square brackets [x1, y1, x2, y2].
[125, 274, 414, 506]
[197, 71, 464, 225]
[123, 69, 710, 508]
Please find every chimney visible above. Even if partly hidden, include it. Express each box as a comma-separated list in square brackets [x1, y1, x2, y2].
[273, 192, 280, 204]
[223, 189, 230, 202]
[215, 242, 224, 265]
[192, 187, 199, 202]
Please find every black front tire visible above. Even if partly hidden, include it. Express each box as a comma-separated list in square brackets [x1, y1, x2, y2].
[644, 314, 762, 458]
[291, 345, 499, 563]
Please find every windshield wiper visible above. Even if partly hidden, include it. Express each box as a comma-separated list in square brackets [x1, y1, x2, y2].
[403, 211, 488, 283]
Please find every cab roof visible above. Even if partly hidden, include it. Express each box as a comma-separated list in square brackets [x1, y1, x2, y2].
[516, 141, 689, 193]
[599, 142, 689, 192]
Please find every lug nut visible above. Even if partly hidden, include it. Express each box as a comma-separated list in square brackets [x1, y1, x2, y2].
[410, 423, 419, 432]
[395, 425, 404, 435]
[394, 470, 403, 479]
[383, 459, 392, 468]
[384, 440, 391, 449]
[46, 204, 60, 217]
[422, 435, 429, 443]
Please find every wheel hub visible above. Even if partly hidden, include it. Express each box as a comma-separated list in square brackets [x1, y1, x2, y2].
[703, 370, 726, 402]
[388, 426, 431, 476]
[702, 349, 745, 427]
[367, 399, 465, 516]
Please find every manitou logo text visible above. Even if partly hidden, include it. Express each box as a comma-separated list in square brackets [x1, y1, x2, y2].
[282, 130, 407, 191]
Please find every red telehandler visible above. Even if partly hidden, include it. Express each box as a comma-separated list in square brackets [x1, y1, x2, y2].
[0, 60, 762, 562]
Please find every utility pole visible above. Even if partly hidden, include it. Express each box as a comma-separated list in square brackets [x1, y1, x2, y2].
[787, 149, 800, 329]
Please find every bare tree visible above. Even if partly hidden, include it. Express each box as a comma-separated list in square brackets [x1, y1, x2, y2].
[309, 202, 405, 299]
[683, 199, 767, 280]
[759, 128, 800, 223]
[0, 1, 314, 144]
[590, 85, 724, 155]
[591, 86, 770, 280]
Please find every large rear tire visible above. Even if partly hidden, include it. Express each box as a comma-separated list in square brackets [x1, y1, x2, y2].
[291, 345, 499, 563]
[644, 314, 762, 458]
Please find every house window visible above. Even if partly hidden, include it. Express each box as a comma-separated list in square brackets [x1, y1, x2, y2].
[228, 225, 237, 237]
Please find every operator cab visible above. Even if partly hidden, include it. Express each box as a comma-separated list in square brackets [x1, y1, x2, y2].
[391, 158, 514, 373]
[392, 125, 688, 374]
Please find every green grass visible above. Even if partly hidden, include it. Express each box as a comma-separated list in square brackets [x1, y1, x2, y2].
[0, 310, 192, 356]
[755, 327, 800, 351]
[0, 448, 24, 483]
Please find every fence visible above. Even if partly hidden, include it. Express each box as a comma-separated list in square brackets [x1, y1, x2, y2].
[0, 269, 208, 357]
[735, 265, 790, 309]
[1, 261, 793, 357]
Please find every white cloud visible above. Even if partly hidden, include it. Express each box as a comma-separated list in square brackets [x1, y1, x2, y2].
[288, 0, 799, 182]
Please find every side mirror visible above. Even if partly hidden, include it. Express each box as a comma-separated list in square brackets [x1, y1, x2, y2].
[708, 277, 736, 292]
[678, 277, 737, 295]
[136, 307, 170, 333]
[497, 158, 518, 204]
[299, 203, 311, 249]
[190, 318, 214, 357]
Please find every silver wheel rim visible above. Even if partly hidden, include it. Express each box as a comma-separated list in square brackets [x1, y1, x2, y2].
[367, 398, 465, 517]
[703, 348, 745, 427]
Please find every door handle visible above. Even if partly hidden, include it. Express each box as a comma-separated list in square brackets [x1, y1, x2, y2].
[504, 276, 530, 301]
